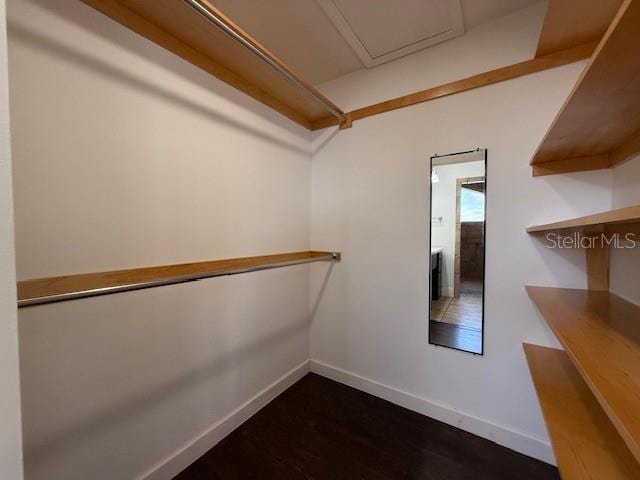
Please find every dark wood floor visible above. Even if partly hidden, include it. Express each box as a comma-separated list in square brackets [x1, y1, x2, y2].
[174, 373, 559, 480]
[429, 320, 483, 354]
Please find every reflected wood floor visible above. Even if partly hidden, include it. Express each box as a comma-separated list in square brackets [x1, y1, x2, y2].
[431, 280, 483, 329]
[174, 373, 558, 480]
[430, 320, 482, 354]
[430, 279, 483, 353]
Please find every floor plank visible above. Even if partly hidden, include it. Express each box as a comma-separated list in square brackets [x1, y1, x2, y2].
[429, 321, 483, 354]
[174, 373, 559, 479]
[431, 280, 483, 329]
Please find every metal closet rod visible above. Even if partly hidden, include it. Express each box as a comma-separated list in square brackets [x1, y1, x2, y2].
[18, 252, 340, 308]
[183, 0, 346, 124]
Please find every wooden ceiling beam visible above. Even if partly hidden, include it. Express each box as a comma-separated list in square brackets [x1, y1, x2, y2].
[311, 42, 596, 131]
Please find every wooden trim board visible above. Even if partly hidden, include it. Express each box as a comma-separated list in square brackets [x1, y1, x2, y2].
[310, 42, 596, 130]
[74, 0, 596, 133]
[453, 176, 485, 298]
[584, 228, 610, 291]
[526, 204, 640, 233]
[531, 154, 611, 176]
[18, 251, 339, 307]
[526, 286, 640, 462]
[523, 343, 640, 479]
[79, 0, 343, 129]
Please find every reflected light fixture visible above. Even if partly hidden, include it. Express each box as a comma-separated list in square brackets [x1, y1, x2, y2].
[431, 170, 440, 183]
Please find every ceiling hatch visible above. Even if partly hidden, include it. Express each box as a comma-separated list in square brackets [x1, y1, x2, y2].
[317, 0, 464, 68]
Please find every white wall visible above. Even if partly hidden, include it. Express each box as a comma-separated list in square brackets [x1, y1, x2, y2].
[610, 155, 640, 304]
[8, 1, 314, 479]
[431, 160, 485, 296]
[310, 4, 613, 463]
[610, 155, 640, 207]
[8, 0, 630, 477]
[0, 0, 23, 478]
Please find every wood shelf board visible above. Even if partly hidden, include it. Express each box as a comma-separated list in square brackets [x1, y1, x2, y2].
[535, 0, 622, 57]
[523, 344, 640, 480]
[526, 286, 640, 462]
[526, 205, 640, 233]
[18, 251, 336, 304]
[79, 0, 342, 129]
[531, 154, 611, 177]
[310, 43, 595, 131]
[611, 128, 640, 167]
[531, 0, 640, 168]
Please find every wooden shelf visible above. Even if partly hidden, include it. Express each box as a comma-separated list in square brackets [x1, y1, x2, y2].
[79, 0, 343, 130]
[526, 286, 640, 462]
[523, 344, 640, 479]
[18, 251, 340, 307]
[526, 204, 640, 233]
[531, 0, 640, 176]
[535, 0, 622, 57]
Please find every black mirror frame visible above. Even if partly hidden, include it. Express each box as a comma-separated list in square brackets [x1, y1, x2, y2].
[428, 148, 487, 355]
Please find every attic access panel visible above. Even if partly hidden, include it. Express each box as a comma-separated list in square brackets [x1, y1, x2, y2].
[317, 0, 464, 68]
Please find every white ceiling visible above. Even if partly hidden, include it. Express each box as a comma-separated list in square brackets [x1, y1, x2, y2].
[212, 0, 540, 85]
[330, 0, 455, 59]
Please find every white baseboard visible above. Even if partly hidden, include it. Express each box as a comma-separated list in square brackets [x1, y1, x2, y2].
[137, 357, 553, 479]
[138, 360, 310, 480]
[310, 359, 555, 465]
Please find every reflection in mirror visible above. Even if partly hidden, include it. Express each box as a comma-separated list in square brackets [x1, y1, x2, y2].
[429, 149, 486, 355]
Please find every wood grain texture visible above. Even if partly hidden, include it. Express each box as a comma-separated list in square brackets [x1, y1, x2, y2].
[526, 286, 640, 462]
[523, 344, 640, 480]
[531, 0, 640, 171]
[535, 0, 622, 56]
[18, 251, 338, 305]
[611, 128, 640, 166]
[310, 43, 596, 130]
[605, 223, 640, 236]
[175, 373, 559, 479]
[79, 0, 343, 129]
[526, 204, 640, 232]
[531, 154, 611, 176]
[585, 229, 610, 291]
[429, 322, 482, 355]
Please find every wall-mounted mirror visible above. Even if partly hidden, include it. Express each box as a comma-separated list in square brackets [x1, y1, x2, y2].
[429, 149, 486, 355]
